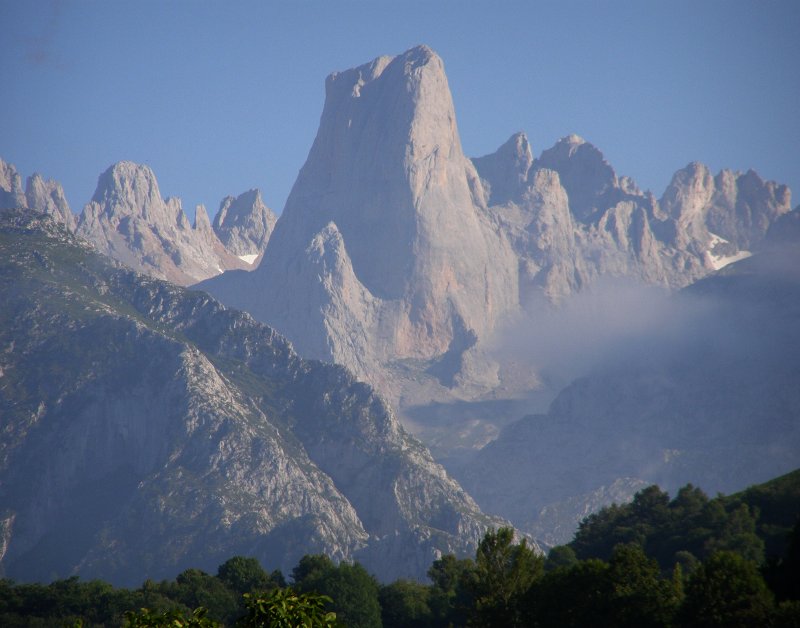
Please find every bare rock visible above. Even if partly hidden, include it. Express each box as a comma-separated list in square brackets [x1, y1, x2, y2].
[77, 161, 248, 285]
[0, 159, 27, 210]
[25, 173, 76, 231]
[213, 189, 277, 260]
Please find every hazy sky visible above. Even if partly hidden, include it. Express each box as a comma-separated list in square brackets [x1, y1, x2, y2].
[1, 0, 798, 220]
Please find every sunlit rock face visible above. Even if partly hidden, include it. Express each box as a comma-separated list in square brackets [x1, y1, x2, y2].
[200, 45, 519, 386]
[24, 173, 75, 231]
[0, 159, 75, 231]
[198, 46, 793, 457]
[76, 161, 250, 285]
[475, 131, 791, 303]
[0, 159, 27, 210]
[213, 188, 277, 260]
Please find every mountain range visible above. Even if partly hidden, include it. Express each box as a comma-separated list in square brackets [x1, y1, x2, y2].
[1, 43, 798, 580]
[0, 158, 277, 286]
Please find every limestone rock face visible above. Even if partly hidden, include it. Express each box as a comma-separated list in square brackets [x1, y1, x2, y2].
[473, 132, 534, 206]
[25, 173, 75, 231]
[76, 161, 249, 285]
[535, 134, 621, 224]
[0, 209, 514, 585]
[213, 189, 277, 260]
[661, 163, 791, 251]
[475, 132, 792, 305]
[201, 45, 519, 387]
[0, 159, 76, 230]
[0, 160, 27, 210]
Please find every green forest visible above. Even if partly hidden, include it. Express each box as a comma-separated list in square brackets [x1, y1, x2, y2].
[2, 469, 799, 627]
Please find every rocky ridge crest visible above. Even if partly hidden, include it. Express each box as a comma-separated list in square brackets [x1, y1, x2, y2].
[0, 158, 275, 286]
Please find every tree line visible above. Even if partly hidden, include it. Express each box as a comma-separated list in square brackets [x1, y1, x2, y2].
[1, 470, 798, 627]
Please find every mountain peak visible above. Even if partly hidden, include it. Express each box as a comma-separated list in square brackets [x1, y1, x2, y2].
[473, 132, 534, 205]
[275, 42, 468, 302]
[0, 158, 26, 209]
[564, 133, 586, 146]
[25, 172, 75, 230]
[212, 188, 276, 256]
[205, 45, 518, 383]
[535, 135, 619, 222]
[91, 160, 162, 213]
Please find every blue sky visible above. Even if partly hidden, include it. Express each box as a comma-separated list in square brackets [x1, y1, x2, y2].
[1, 0, 798, 219]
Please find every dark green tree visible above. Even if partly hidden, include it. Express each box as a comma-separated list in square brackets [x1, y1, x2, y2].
[545, 545, 578, 572]
[426, 553, 475, 627]
[293, 557, 381, 628]
[606, 543, 680, 627]
[379, 579, 432, 628]
[678, 551, 774, 627]
[527, 558, 612, 628]
[468, 527, 543, 627]
[164, 568, 239, 622]
[236, 588, 338, 628]
[217, 556, 275, 596]
[124, 605, 219, 627]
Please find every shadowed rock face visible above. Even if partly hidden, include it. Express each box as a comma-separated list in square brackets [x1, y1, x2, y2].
[534, 134, 620, 224]
[0, 209, 514, 585]
[453, 232, 800, 545]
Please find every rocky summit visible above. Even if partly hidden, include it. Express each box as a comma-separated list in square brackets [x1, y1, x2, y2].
[0, 158, 276, 287]
[198, 45, 519, 391]
[199, 46, 793, 453]
[213, 188, 277, 262]
[0, 208, 513, 586]
[76, 161, 253, 285]
[0, 159, 75, 231]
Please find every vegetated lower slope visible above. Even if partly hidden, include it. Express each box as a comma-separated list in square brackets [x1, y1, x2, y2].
[454, 220, 800, 545]
[568, 467, 800, 570]
[0, 208, 507, 586]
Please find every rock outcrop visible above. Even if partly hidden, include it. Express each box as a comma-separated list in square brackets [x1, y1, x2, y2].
[660, 162, 792, 253]
[0, 160, 27, 210]
[213, 189, 276, 263]
[475, 132, 792, 302]
[0, 159, 75, 230]
[76, 161, 251, 285]
[0, 209, 514, 585]
[24, 173, 75, 231]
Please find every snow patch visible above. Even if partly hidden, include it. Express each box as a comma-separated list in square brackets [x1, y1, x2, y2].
[706, 232, 751, 270]
[238, 254, 259, 265]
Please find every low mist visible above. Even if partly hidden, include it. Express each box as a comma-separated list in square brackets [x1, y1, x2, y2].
[487, 276, 718, 393]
